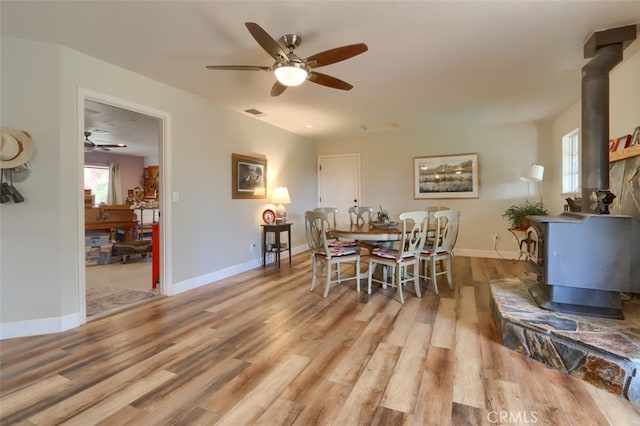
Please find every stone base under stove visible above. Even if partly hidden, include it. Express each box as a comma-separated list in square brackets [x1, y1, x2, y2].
[490, 277, 640, 402]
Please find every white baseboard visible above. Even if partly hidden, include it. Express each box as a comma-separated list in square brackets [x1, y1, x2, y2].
[171, 244, 308, 295]
[454, 248, 519, 260]
[0, 312, 80, 340]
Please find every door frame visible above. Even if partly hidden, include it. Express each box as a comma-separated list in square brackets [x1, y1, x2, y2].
[77, 88, 172, 322]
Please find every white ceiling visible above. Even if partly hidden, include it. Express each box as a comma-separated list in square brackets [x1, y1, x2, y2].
[2, 1, 639, 154]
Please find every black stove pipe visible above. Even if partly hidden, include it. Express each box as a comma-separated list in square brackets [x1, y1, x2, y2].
[580, 43, 622, 212]
[580, 25, 637, 213]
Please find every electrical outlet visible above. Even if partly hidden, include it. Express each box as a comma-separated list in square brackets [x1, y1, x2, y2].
[493, 234, 500, 244]
[249, 242, 257, 253]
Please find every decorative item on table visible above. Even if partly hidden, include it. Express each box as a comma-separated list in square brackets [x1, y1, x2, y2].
[370, 206, 398, 228]
[376, 205, 390, 224]
[270, 186, 291, 223]
[262, 208, 276, 224]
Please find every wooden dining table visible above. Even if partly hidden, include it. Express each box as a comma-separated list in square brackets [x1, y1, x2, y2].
[329, 222, 403, 242]
[329, 222, 436, 242]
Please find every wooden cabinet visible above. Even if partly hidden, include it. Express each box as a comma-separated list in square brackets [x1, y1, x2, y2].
[143, 165, 159, 200]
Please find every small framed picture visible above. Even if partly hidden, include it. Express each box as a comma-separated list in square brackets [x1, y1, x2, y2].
[232, 153, 267, 199]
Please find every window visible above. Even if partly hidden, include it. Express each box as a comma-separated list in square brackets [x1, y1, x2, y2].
[562, 129, 580, 194]
[84, 166, 109, 205]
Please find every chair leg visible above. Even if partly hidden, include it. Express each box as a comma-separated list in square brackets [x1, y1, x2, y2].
[445, 256, 453, 288]
[396, 265, 404, 304]
[310, 256, 317, 292]
[413, 260, 422, 298]
[382, 265, 388, 289]
[323, 261, 332, 298]
[356, 259, 361, 293]
[431, 256, 439, 294]
[367, 259, 374, 295]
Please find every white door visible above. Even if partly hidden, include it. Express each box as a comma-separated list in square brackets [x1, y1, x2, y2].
[318, 154, 361, 224]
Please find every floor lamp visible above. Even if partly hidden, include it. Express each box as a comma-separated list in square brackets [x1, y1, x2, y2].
[520, 163, 544, 202]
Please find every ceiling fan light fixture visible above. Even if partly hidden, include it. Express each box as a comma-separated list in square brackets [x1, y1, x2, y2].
[273, 61, 308, 86]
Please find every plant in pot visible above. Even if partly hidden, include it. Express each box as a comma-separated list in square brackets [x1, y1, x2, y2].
[502, 200, 549, 230]
[375, 205, 390, 224]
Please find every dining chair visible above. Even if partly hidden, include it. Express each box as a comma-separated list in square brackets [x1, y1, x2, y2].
[313, 207, 338, 228]
[313, 207, 358, 248]
[348, 206, 374, 225]
[425, 206, 449, 239]
[305, 210, 361, 298]
[367, 211, 428, 304]
[419, 209, 460, 294]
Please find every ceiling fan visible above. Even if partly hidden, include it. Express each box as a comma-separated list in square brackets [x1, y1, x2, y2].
[83, 131, 127, 152]
[206, 22, 368, 96]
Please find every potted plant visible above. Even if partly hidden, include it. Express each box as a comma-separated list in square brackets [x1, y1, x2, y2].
[376, 205, 390, 223]
[502, 200, 549, 230]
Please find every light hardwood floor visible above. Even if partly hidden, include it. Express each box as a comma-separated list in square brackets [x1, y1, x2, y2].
[2, 254, 639, 425]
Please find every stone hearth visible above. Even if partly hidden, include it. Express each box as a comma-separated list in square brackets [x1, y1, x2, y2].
[490, 278, 640, 402]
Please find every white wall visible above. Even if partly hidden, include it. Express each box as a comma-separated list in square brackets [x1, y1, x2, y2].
[316, 123, 546, 257]
[1, 37, 317, 337]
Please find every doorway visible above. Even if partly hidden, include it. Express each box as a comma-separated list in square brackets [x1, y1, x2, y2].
[317, 154, 362, 222]
[80, 92, 168, 320]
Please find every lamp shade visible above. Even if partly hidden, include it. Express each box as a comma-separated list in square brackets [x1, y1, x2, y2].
[274, 62, 308, 86]
[270, 187, 291, 204]
[520, 163, 544, 182]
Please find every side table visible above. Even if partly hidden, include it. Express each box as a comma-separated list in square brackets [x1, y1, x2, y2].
[261, 222, 292, 268]
[508, 227, 537, 262]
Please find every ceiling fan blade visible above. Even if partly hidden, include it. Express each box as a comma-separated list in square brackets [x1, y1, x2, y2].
[271, 81, 288, 97]
[305, 43, 368, 69]
[308, 72, 354, 91]
[96, 144, 127, 148]
[245, 22, 288, 61]
[206, 65, 271, 71]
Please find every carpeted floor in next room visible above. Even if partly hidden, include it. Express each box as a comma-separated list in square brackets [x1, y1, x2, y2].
[86, 287, 158, 317]
[85, 255, 160, 318]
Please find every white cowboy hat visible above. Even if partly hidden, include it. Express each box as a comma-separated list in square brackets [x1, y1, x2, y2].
[1, 127, 33, 169]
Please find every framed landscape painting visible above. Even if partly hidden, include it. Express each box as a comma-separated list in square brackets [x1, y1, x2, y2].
[413, 153, 479, 199]
[232, 153, 267, 199]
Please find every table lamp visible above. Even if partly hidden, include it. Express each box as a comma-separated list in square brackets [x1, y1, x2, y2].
[270, 186, 291, 222]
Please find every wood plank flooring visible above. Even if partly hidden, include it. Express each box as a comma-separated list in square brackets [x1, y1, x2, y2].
[2, 254, 640, 425]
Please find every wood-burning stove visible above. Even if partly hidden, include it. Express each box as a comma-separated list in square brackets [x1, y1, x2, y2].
[525, 212, 639, 319]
